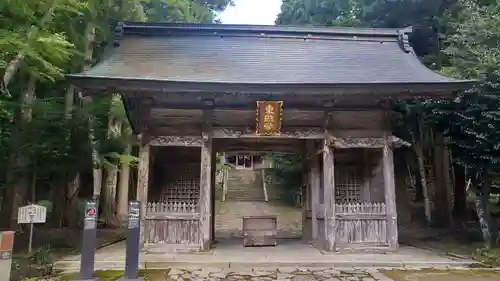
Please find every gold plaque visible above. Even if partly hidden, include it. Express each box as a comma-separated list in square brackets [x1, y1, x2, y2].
[256, 101, 283, 136]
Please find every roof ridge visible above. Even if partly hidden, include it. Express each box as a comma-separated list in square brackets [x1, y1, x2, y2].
[119, 21, 412, 38]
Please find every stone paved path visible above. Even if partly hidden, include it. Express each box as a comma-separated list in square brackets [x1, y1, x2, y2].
[215, 201, 302, 239]
[165, 267, 394, 281]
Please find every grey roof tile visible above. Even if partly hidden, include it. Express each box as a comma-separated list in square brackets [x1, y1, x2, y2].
[70, 22, 469, 86]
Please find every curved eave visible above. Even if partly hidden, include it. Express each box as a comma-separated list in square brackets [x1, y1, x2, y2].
[66, 75, 476, 96]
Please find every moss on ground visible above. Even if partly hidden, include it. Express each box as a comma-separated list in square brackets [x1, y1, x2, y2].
[59, 270, 172, 281]
[384, 269, 500, 281]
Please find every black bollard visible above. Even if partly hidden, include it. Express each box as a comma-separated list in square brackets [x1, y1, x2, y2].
[74, 199, 100, 281]
[118, 201, 143, 281]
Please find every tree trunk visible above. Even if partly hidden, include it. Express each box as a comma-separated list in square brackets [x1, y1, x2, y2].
[414, 139, 432, 225]
[0, 76, 36, 229]
[62, 23, 96, 227]
[59, 84, 80, 227]
[75, 24, 100, 201]
[395, 149, 411, 225]
[262, 169, 268, 202]
[453, 163, 467, 217]
[63, 175, 80, 227]
[103, 166, 120, 227]
[90, 125, 103, 199]
[2, 0, 59, 95]
[31, 166, 36, 204]
[102, 100, 122, 227]
[414, 166, 424, 202]
[474, 172, 493, 249]
[117, 143, 131, 222]
[222, 169, 228, 202]
[433, 132, 452, 227]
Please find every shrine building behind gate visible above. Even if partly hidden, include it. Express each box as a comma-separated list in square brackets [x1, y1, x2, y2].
[67, 22, 473, 253]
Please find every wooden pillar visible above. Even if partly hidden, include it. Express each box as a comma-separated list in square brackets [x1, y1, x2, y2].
[221, 153, 228, 202]
[199, 103, 213, 251]
[307, 140, 320, 244]
[323, 137, 336, 252]
[383, 134, 398, 250]
[210, 151, 217, 244]
[362, 150, 371, 201]
[136, 134, 150, 247]
[301, 143, 308, 241]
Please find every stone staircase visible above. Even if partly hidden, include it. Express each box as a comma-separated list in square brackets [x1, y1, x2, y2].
[225, 169, 265, 201]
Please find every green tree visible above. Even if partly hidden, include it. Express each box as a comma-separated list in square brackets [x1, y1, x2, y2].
[0, 0, 232, 228]
[443, 0, 500, 248]
[276, 0, 456, 225]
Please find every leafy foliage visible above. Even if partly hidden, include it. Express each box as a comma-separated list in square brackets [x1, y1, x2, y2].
[444, 0, 500, 173]
[0, 0, 232, 227]
[266, 153, 304, 204]
[276, 0, 500, 246]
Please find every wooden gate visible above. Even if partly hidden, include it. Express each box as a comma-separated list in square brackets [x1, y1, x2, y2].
[144, 202, 200, 245]
[144, 155, 202, 252]
[334, 202, 388, 250]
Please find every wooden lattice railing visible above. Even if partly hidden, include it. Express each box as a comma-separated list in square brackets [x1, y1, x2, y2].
[143, 201, 200, 246]
[145, 202, 197, 214]
[334, 202, 388, 248]
[335, 202, 386, 215]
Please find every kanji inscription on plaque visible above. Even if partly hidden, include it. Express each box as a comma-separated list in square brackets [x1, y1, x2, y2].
[256, 101, 283, 136]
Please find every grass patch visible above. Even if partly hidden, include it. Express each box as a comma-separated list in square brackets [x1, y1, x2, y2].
[401, 233, 500, 266]
[59, 270, 172, 281]
[473, 248, 500, 267]
[384, 269, 500, 281]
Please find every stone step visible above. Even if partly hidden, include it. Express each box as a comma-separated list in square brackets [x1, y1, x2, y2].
[225, 192, 265, 201]
[54, 258, 479, 272]
[225, 169, 265, 201]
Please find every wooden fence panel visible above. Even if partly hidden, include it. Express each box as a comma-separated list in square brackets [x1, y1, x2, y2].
[144, 202, 200, 248]
[334, 202, 388, 250]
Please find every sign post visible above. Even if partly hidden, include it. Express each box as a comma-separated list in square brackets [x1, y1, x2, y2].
[119, 201, 142, 281]
[75, 199, 100, 281]
[0, 231, 14, 281]
[17, 204, 47, 254]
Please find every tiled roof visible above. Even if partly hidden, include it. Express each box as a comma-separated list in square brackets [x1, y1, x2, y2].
[68, 22, 472, 89]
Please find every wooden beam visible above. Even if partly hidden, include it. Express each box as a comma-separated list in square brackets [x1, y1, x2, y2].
[136, 134, 150, 248]
[212, 127, 324, 139]
[76, 78, 458, 97]
[213, 143, 303, 153]
[198, 102, 213, 251]
[330, 136, 410, 148]
[149, 136, 203, 147]
[147, 126, 202, 136]
[146, 103, 390, 111]
[134, 97, 153, 133]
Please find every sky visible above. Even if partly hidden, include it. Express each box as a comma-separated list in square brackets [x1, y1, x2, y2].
[219, 0, 283, 25]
